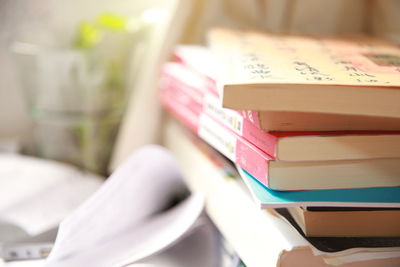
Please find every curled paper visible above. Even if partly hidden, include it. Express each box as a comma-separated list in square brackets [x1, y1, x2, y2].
[44, 145, 205, 267]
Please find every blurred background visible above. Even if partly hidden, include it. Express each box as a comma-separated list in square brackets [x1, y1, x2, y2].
[0, 0, 399, 266]
[0, 0, 178, 174]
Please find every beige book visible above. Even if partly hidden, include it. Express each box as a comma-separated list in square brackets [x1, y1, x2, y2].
[288, 206, 400, 237]
[207, 28, 400, 119]
[174, 44, 400, 131]
[267, 158, 400, 191]
[251, 110, 400, 131]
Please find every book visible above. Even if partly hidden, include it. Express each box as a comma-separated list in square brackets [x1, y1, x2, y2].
[174, 45, 400, 131]
[239, 167, 400, 208]
[275, 207, 400, 263]
[160, 72, 400, 191]
[164, 61, 400, 161]
[162, 117, 400, 266]
[206, 28, 400, 127]
[239, 110, 400, 131]
[287, 206, 400, 237]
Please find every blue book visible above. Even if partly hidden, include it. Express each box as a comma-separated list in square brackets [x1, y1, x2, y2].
[238, 168, 400, 208]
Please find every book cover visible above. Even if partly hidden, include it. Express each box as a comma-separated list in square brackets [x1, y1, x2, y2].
[175, 45, 400, 131]
[207, 28, 400, 119]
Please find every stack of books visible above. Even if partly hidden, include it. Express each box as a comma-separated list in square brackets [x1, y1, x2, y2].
[159, 27, 400, 266]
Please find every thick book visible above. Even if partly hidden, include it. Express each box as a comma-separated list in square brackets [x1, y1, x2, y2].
[163, 61, 400, 161]
[174, 45, 400, 132]
[160, 76, 400, 191]
[206, 29, 400, 129]
[163, 118, 400, 267]
[286, 206, 400, 237]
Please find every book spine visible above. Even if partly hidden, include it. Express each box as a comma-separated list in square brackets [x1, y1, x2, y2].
[239, 111, 262, 129]
[160, 73, 203, 115]
[203, 93, 278, 158]
[171, 59, 266, 129]
[197, 114, 271, 186]
[160, 83, 199, 133]
[161, 65, 205, 106]
[160, 78, 272, 186]
[164, 63, 278, 158]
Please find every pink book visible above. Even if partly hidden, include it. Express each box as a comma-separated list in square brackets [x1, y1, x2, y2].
[160, 85, 199, 133]
[160, 73, 272, 186]
[162, 63, 278, 158]
[162, 62, 400, 162]
[160, 69, 400, 191]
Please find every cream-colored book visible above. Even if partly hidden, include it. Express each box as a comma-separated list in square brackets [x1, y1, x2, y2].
[207, 28, 400, 119]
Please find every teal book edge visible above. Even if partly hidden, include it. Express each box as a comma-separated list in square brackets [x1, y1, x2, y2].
[238, 168, 400, 208]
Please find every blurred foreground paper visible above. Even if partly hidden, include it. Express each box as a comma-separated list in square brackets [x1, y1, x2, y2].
[44, 145, 207, 267]
[0, 155, 102, 237]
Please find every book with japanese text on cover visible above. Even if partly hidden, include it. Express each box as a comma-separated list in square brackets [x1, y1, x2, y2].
[207, 28, 400, 119]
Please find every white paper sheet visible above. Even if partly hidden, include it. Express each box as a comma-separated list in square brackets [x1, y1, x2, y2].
[44, 145, 206, 267]
[0, 154, 103, 236]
